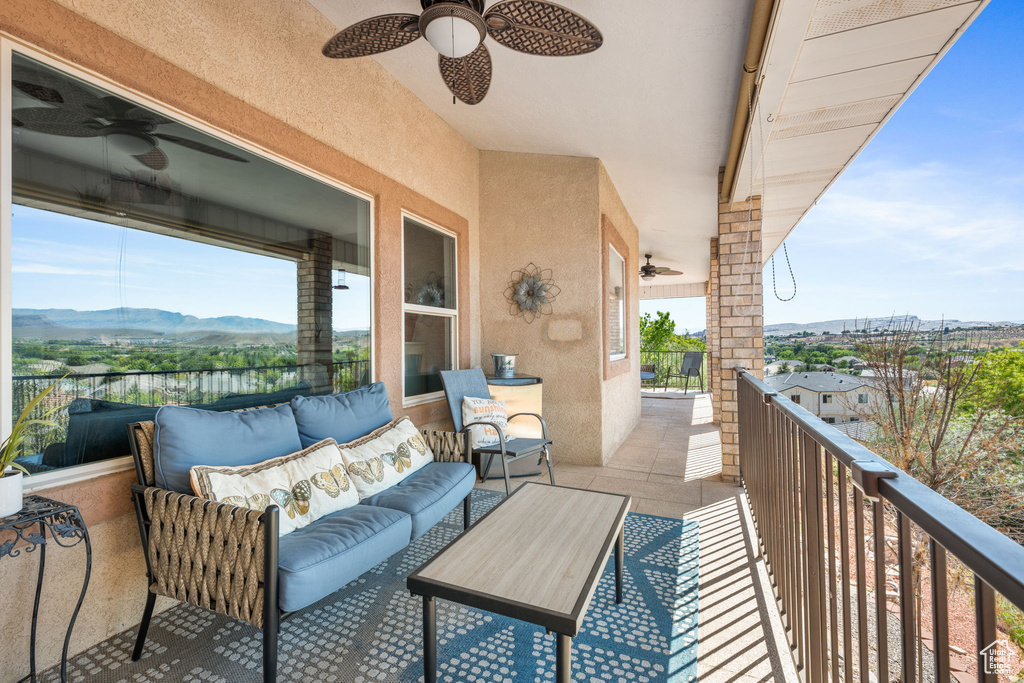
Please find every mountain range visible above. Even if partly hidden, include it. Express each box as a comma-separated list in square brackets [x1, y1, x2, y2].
[13, 307, 296, 335]
[764, 315, 1021, 336]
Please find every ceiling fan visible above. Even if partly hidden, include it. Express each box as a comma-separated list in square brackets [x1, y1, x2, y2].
[11, 62, 249, 171]
[321, 0, 603, 105]
[640, 254, 683, 281]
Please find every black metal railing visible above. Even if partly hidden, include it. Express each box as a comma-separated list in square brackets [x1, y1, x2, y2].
[12, 359, 370, 457]
[737, 367, 1024, 682]
[639, 350, 706, 391]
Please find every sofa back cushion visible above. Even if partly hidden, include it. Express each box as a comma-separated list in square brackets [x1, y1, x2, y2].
[290, 383, 393, 448]
[154, 403, 302, 493]
[339, 417, 434, 499]
[190, 438, 358, 535]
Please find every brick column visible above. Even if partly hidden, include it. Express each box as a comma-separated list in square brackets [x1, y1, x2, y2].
[714, 182, 764, 482]
[706, 239, 721, 421]
[297, 230, 334, 393]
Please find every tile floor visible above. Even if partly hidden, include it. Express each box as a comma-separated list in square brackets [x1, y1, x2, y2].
[477, 393, 797, 682]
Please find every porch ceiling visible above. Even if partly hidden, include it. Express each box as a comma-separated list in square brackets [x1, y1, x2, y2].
[731, 0, 989, 261]
[308, 0, 755, 286]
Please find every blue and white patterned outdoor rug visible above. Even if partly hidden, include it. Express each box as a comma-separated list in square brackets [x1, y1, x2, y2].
[43, 488, 698, 683]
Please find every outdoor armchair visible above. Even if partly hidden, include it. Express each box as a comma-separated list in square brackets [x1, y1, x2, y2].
[664, 351, 705, 393]
[439, 368, 555, 496]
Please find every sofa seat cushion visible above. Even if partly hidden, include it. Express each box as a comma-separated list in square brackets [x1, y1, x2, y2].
[277, 504, 411, 613]
[360, 462, 475, 540]
[290, 383, 393, 448]
[154, 404, 302, 494]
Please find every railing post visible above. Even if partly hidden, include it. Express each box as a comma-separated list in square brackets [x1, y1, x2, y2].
[801, 431, 826, 683]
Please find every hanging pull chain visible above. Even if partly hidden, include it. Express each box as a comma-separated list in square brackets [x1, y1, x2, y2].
[771, 242, 797, 301]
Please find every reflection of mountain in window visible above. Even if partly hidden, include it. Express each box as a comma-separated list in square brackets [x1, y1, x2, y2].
[8, 53, 372, 474]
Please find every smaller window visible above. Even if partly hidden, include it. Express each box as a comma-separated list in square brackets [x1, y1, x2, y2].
[849, 417, 860, 423]
[858, 393, 868, 404]
[402, 217, 457, 404]
[824, 417, 837, 424]
[790, 394, 801, 405]
[608, 245, 626, 361]
[822, 394, 833, 404]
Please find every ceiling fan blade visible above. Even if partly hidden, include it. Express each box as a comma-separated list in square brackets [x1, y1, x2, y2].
[12, 62, 105, 111]
[12, 80, 64, 105]
[484, 0, 603, 56]
[153, 133, 249, 162]
[439, 43, 492, 105]
[658, 269, 684, 276]
[132, 146, 169, 171]
[12, 107, 103, 137]
[322, 14, 421, 59]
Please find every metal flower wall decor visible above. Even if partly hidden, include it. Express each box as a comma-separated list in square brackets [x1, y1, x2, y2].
[504, 263, 561, 324]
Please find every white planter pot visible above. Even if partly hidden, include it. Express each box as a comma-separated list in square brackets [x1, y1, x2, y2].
[0, 470, 24, 518]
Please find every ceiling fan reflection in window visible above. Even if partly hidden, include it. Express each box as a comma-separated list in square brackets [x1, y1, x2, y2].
[321, 0, 603, 105]
[10, 62, 249, 171]
[639, 254, 683, 281]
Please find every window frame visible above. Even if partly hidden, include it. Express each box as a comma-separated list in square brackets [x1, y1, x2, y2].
[822, 394, 833, 404]
[858, 393, 868, 404]
[607, 244, 627, 363]
[1, 39, 377, 490]
[400, 211, 458, 408]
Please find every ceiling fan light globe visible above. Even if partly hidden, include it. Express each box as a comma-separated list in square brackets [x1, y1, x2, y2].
[640, 272, 656, 281]
[106, 131, 155, 155]
[420, 4, 486, 58]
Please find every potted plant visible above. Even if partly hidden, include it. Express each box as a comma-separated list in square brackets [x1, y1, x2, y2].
[0, 377, 63, 518]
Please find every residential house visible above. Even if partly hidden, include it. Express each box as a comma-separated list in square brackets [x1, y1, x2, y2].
[766, 371, 880, 424]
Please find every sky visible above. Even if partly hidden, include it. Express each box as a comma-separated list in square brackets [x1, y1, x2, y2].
[642, 0, 1024, 333]
[12, 205, 372, 331]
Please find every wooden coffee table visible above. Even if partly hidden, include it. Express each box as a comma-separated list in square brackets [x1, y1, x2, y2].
[407, 483, 631, 683]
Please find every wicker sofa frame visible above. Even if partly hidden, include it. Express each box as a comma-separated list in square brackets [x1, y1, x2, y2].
[126, 420, 467, 682]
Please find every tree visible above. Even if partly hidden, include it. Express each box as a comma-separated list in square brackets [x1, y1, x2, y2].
[778, 362, 792, 374]
[861, 319, 1023, 540]
[968, 342, 1024, 417]
[640, 311, 677, 352]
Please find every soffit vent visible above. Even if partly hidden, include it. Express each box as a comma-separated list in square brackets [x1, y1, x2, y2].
[769, 95, 902, 140]
[806, 0, 971, 38]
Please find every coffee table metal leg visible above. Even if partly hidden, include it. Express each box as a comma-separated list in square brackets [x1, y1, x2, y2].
[423, 596, 437, 683]
[556, 633, 572, 682]
[615, 526, 624, 604]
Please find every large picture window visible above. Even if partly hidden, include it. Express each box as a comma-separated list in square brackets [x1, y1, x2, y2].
[402, 216, 457, 404]
[6, 53, 372, 475]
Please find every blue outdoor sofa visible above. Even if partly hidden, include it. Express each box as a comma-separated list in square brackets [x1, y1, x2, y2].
[126, 382, 475, 682]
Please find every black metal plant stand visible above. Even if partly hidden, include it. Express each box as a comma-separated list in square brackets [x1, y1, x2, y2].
[0, 495, 92, 683]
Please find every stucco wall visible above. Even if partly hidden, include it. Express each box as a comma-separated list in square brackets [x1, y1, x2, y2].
[598, 164, 642, 456]
[479, 151, 604, 464]
[479, 153, 640, 465]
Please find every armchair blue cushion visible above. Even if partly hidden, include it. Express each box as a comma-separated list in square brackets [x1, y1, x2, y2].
[153, 404, 302, 493]
[290, 382, 393, 448]
[277, 505, 411, 612]
[361, 462, 476, 540]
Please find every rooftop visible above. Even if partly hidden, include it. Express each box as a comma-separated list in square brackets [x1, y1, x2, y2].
[766, 370, 872, 393]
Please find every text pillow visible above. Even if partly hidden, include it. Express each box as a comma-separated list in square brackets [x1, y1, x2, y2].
[190, 438, 358, 536]
[461, 397, 516, 449]
[339, 417, 434, 499]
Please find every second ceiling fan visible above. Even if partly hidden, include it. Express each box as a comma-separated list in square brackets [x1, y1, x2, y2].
[640, 255, 683, 281]
[321, 0, 603, 105]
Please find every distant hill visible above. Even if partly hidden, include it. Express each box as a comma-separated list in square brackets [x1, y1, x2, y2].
[765, 315, 1019, 336]
[13, 307, 296, 336]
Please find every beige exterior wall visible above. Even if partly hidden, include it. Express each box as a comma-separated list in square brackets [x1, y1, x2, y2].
[598, 164, 642, 457]
[779, 385, 883, 422]
[478, 152, 640, 465]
